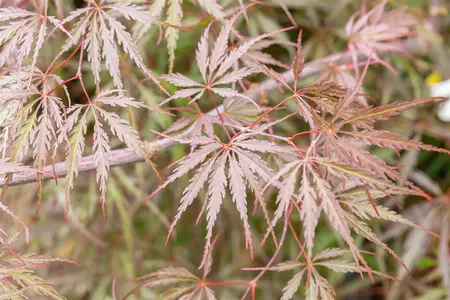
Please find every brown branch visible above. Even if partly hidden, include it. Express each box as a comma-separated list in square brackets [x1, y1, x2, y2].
[0, 40, 422, 188]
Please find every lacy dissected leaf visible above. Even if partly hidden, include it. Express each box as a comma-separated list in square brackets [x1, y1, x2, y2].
[322, 159, 431, 205]
[0, 72, 58, 163]
[0, 268, 64, 299]
[240, 39, 291, 70]
[308, 164, 351, 240]
[135, 267, 199, 288]
[341, 130, 450, 155]
[315, 259, 360, 273]
[256, 65, 354, 128]
[7, 107, 36, 159]
[270, 249, 378, 300]
[336, 186, 399, 201]
[197, 0, 225, 20]
[165, 0, 182, 73]
[227, 151, 253, 256]
[299, 165, 320, 255]
[318, 64, 362, 94]
[272, 161, 302, 227]
[148, 131, 288, 266]
[268, 155, 378, 258]
[62, 1, 164, 91]
[126, 241, 222, 300]
[0, 248, 68, 300]
[312, 248, 352, 261]
[345, 0, 417, 73]
[221, 98, 261, 128]
[163, 110, 215, 138]
[9, 100, 43, 164]
[340, 97, 445, 128]
[306, 163, 371, 271]
[281, 269, 306, 300]
[308, 94, 449, 212]
[130, 0, 224, 72]
[292, 30, 304, 85]
[344, 212, 406, 269]
[131, 0, 166, 39]
[63, 91, 151, 217]
[64, 106, 88, 216]
[204, 154, 227, 263]
[266, 155, 377, 261]
[343, 200, 415, 226]
[329, 137, 415, 186]
[0, 4, 70, 68]
[315, 159, 392, 187]
[318, 134, 431, 200]
[92, 119, 110, 210]
[305, 278, 318, 300]
[160, 17, 264, 108]
[95, 89, 151, 109]
[31, 96, 66, 167]
[302, 82, 349, 112]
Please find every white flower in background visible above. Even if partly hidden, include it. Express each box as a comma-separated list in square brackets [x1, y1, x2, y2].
[427, 72, 450, 122]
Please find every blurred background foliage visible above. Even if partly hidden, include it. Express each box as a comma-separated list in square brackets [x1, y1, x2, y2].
[2, 0, 450, 299]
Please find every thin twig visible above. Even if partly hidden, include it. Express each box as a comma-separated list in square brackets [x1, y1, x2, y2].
[241, 208, 291, 300]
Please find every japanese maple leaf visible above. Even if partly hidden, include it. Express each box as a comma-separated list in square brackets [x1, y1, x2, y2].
[125, 237, 223, 300]
[256, 248, 394, 300]
[62, 89, 155, 218]
[253, 30, 355, 129]
[264, 152, 375, 269]
[266, 116, 437, 270]
[297, 83, 449, 203]
[291, 81, 449, 238]
[322, 92, 450, 189]
[161, 103, 216, 138]
[318, 62, 370, 105]
[0, 67, 71, 167]
[130, 0, 225, 72]
[160, 98, 264, 139]
[61, 0, 165, 92]
[335, 186, 433, 272]
[160, 19, 264, 109]
[0, 1, 71, 69]
[240, 38, 291, 70]
[221, 98, 263, 129]
[147, 130, 289, 267]
[345, 0, 417, 74]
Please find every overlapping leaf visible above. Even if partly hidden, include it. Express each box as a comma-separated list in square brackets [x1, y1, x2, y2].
[61, 1, 164, 91]
[0, 246, 67, 300]
[62, 90, 152, 217]
[0, 2, 71, 68]
[0, 69, 69, 168]
[265, 248, 390, 300]
[148, 130, 288, 267]
[124, 238, 223, 299]
[160, 17, 263, 108]
[129, 0, 225, 72]
[345, 0, 417, 73]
